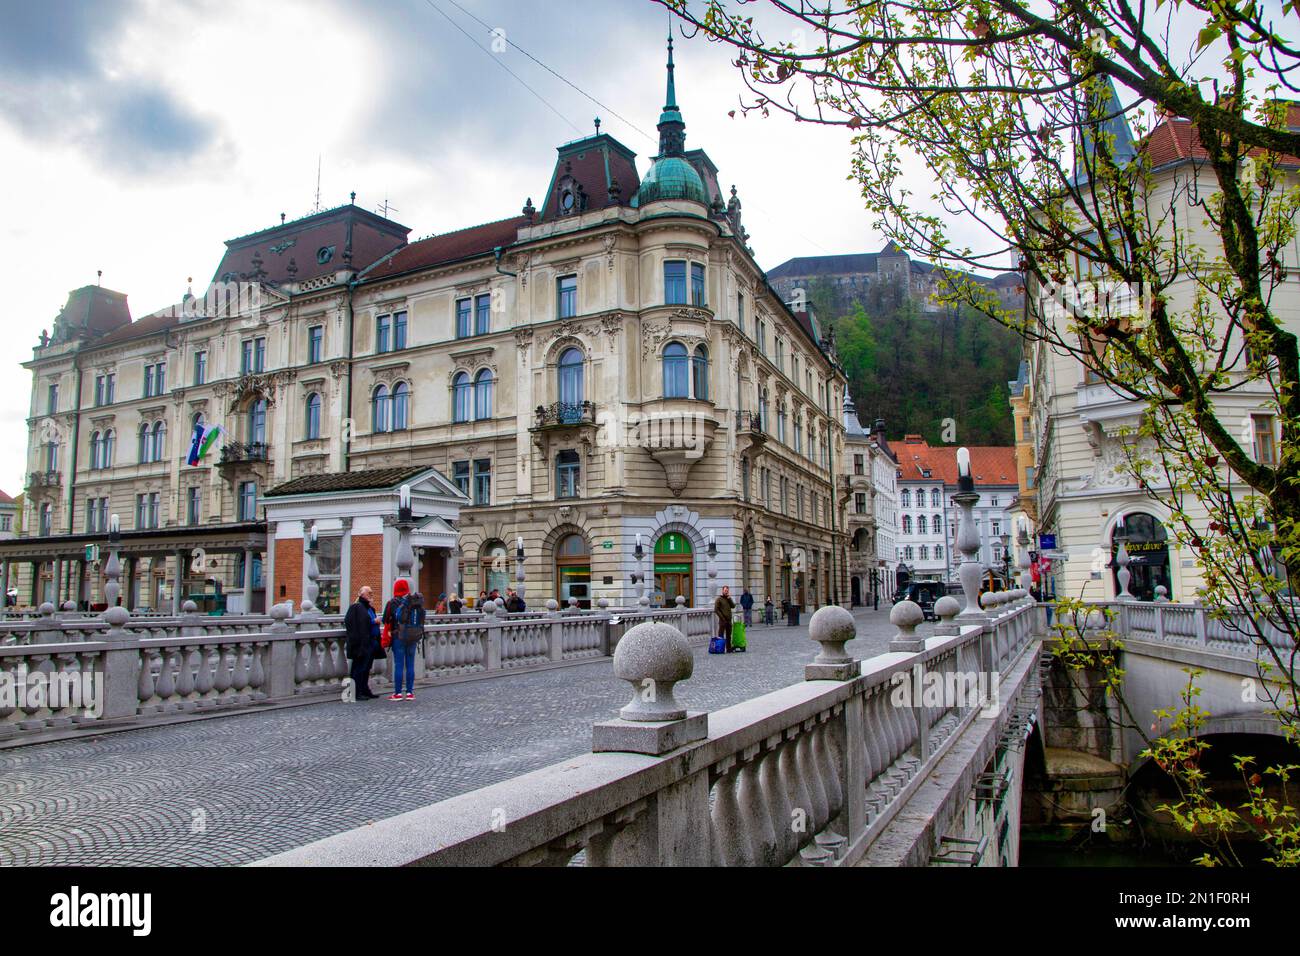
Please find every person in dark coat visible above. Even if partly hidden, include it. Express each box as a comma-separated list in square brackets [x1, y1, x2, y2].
[344, 585, 380, 700]
[714, 586, 736, 652]
[739, 588, 754, 627]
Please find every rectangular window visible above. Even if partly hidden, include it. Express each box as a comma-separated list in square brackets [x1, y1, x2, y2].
[241, 341, 253, 375]
[856, 492, 867, 515]
[556, 449, 580, 498]
[253, 340, 263, 373]
[187, 486, 201, 526]
[456, 299, 471, 339]
[94, 375, 104, 407]
[737, 292, 745, 335]
[776, 339, 784, 374]
[238, 481, 257, 522]
[86, 499, 96, 534]
[1026, 466, 1036, 489]
[143, 365, 154, 397]
[473, 459, 491, 506]
[557, 275, 577, 319]
[664, 261, 687, 305]
[136, 494, 145, 529]
[1254, 415, 1278, 466]
[194, 351, 207, 386]
[376, 314, 391, 354]
[757, 320, 767, 357]
[150, 492, 160, 529]
[307, 327, 323, 364]
[47, 382, 58, 414]
[854, 454, 865, 476]
[690, 263, 706, 306]
[452, 460, 470, 497]
[393, 311, 407, 350]
[475, 294, 491, 336]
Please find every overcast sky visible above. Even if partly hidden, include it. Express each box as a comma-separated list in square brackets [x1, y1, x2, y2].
[0, 0, 991, 496]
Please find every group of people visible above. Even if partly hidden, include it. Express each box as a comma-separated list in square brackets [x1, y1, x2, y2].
[344, 580, 428, 700]
[342, 582, 531, 699]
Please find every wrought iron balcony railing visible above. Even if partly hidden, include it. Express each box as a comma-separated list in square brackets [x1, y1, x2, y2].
[219, 441, 271, 465]
[534, 401, 596, 428]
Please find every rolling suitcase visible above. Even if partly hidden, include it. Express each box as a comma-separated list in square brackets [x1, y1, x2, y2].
[731, 620, 747, 652]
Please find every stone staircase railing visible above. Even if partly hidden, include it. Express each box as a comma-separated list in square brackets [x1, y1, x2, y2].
[0, 604, 715, 741]
[256, 593, 1040, 867]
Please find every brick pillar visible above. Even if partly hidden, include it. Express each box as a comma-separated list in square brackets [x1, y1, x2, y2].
[274, 538, 304, 610]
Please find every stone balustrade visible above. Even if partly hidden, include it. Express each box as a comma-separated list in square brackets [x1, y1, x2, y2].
[1065, 599, 1298, 658]
[0, 603, 714, 742]
[257, 599, 1040, 867]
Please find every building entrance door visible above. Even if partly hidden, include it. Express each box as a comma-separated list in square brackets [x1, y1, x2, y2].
[654, 569, 692, 607]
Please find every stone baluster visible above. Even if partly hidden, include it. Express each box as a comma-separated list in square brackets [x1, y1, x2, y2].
[952, 449, 987, 625]
[1115, 538, 1134, 601]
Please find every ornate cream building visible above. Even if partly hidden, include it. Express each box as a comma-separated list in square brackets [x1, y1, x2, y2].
[2, 41, 850, 613]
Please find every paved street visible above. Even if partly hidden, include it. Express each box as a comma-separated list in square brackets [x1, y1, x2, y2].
[0, 608, 916, 866]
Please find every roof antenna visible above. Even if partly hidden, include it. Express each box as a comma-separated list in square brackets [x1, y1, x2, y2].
[376, 192, 398, 218]
[97, 270, 102, 286]
[313, 154, 322, 213]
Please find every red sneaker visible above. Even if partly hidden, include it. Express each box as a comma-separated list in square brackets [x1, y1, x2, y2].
[388, 693, 403, 701]
[404, 693, 415, 701]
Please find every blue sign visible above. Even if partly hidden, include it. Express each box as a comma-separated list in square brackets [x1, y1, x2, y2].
[1038, 534, 1056, 551]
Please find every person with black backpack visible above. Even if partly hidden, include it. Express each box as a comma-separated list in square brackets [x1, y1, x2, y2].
[383, 580, 425, 701]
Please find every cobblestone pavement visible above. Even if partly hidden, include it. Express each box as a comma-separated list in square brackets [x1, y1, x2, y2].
[0, 608, 922, 866]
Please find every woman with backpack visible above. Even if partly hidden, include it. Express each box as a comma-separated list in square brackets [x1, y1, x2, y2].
[383, 579, 424, 701]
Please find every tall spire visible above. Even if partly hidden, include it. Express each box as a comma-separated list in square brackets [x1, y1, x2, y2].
[657, 33, 686, 156]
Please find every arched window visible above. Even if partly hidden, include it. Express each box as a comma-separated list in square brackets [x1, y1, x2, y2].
[931, 488, 941, 508]
[373, 385, 391, 433]
[137, 423, 149, 463]
[555, 533, 592, 609]
[392, 382, 410, 431]
[473, 369, 493, 421]
[935, 515, 943, 534]
[759, 386, 769, 432]
[902, 515, 913, 534]
[901, 489, 911, 508]
[248, 400, 266, 445]
[663, 342, 688, 398]
[558, 347, 584, 408]
[918, 515, 928, 534]
[89, 431, 102, 470]
[692, 345, 709, 400]
[151, 421, 166, 462]
[452, 373, 471, 423]
[305, 392, 322, 439]
[102, 428, 115, 468]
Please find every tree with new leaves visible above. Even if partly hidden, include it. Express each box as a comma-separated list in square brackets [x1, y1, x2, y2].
[654, 0, 1300, 859]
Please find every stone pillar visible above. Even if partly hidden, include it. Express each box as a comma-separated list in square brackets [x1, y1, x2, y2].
[173, 549, 185, 614]
[593, 620, 707, 754]
[51, 557, 62, 608]
[339, 517, 353, 603]
[242, 548, 255, 613]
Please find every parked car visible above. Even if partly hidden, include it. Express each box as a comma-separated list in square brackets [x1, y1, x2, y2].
[892, 582, 944, 621]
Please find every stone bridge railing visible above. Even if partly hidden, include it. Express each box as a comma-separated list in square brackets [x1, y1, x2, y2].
[258, 593, 1041, 867]
[1067, 600, 1297, 659]
[0, 603, 716, 742]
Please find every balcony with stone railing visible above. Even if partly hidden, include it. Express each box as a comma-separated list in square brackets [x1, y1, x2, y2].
[26, 470, 61, 492]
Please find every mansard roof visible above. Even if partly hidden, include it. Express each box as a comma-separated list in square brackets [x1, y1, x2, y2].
[358, 215, 529, 282]
[538, 133, 640, 220]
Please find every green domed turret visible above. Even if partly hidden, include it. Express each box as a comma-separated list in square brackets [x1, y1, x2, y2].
[631, 35, 708, 209]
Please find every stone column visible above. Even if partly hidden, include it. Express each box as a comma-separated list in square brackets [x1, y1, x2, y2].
[173, 549, 185, 614]
[952, 449, 986, 626]
[242, 548, 255, 613]
[340, 517, 353, 602]
[51, 557, 62, 608]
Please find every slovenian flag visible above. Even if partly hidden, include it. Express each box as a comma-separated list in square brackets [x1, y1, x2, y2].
[187, 422, 223, 466]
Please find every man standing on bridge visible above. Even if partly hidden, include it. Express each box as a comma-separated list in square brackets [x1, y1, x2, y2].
[715, 585, 736, 652]
[345, 585, 380, 700]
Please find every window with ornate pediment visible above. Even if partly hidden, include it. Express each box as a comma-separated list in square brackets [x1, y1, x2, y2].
[452, 373, 471, 423]
[393, 381, 410, 431]
[305, 392, 322, 439]
[473, 370, 492, 421]
[373, 384, 391, 433]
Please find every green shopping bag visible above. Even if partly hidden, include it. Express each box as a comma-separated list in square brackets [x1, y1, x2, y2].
[731, 620, 747, 650]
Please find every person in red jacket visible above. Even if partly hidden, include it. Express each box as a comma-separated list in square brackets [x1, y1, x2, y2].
[382, 579, 415, 700]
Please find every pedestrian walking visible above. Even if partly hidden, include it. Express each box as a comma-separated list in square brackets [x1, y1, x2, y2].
[714, 585, 736, 652]
[434, 592, 448, 614]
[740, 588, 754, 627]
[344, 585, 380, 700]
[764, 595, 775, 625]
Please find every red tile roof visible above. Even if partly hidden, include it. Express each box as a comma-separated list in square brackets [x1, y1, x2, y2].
[538, 134, 640, 220]
[92, 308, 181, 348]
[1143, 104, 1300, 170]
[897, 435, 1016, 486]
[0, 490, 15, 504]
[212, 206, 409, 285]
[359, 216, 528, 281]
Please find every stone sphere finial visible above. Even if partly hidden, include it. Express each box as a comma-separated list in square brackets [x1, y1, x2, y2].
[545, 598, 559, 612]
[596, 596, 609, 610]
[612, 621, 694, 721]
[675, 595, 686, 607]
[270, 602, 291, 621]
[889, 599, 925, 651]
[103, 605, 130, 628]
[61, 600, 76, 612]
[980, 591, 998, 609]
[935, 595, 960, 622]
[808, 605, 855, 664]
[38, 602, 55, 617]
[182, 600, 198, 614]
